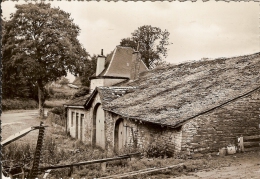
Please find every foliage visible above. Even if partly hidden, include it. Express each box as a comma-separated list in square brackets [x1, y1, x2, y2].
[49, 106, 65, 116]
[1, 142, 34, 168]
[2, 98, 38, 111]
[72, 87, 90, 99]
[2, 3, 89, 117]
[144, 141, 172, 158]
[120, 25, 171, 69]
[44, 99, 68, 108]
[47, 106, 66, 126]
[58, 76, 70, 85]
[47, 86, 78, 100]
[79, 54, 97, 87]
[53, 92, 67, 99]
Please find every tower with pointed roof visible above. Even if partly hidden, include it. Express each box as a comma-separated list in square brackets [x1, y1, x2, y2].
[89, 46, 148, 92]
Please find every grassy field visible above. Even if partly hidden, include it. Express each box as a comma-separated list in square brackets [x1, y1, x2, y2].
[2, 98, 38, 111]
[50, 86, 78, 99]
[2, 86, 77, 111]
[2, 98, 68, 111]
[44, 99, 69, 108]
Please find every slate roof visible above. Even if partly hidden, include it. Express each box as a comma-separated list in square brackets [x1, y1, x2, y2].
[103, 52, 260, 127]
[84, 87, 136, 109]
[92, 46, 148, 78]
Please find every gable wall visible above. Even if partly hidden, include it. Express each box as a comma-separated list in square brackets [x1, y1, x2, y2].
[181, 88, 260, 154]
[90, 78, 126, 92]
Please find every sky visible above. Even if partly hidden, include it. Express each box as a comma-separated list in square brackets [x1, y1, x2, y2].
[2, 0, 259, 82]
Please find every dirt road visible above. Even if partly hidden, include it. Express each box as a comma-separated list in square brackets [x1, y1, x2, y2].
[1, 109, 48, 141]
[171, 151, 260, 179]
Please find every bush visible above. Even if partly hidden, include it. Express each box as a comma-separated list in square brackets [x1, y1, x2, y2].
[144, 141, 172, 158]
[2, 98, 38, 111]
[49, 106, 65, 115]
[53, 92, 67, 99]
[72, 87, 90, 99]
[48, 87, 55, 96]
[2, 142, 34, 167]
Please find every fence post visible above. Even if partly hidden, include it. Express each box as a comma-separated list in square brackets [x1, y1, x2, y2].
[101, 162, 106, 172]
[68, 166, 73, 177]
[238, 136, 244, 152]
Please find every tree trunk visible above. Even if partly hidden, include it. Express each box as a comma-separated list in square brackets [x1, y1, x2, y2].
[38, 85, 44, 118]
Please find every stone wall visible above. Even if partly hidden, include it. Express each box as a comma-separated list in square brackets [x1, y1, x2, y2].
[130, 122, 182, 154]
[181, 89, 260, 154]
[105, 112, 182, 155]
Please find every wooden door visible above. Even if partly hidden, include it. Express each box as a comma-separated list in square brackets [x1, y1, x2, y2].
[118, 120, 126, 150]
[96, 105, 105, 148]
[114, 119, 126, 152]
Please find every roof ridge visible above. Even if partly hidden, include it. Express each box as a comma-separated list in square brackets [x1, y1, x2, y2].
[97, 86, 136, 89]
[104, 47, 117, 76]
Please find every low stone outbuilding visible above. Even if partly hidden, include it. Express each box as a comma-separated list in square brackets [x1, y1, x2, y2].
[64, 48, 260, 155]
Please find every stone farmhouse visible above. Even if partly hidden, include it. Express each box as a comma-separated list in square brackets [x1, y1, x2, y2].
[64, 46, 260, 155]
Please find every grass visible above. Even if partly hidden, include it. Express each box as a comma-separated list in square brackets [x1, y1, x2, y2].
[44, 99, 68, 108]
[2, 117, 242, 179]
[2, 98, 67, 111]
[50, 86, 78, 99]
[2, 98, 38, 111]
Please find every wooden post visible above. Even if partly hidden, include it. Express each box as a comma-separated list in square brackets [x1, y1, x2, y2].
[21, 167, 25, 179]
[100, 162, 106, 172]
[238, 136, 244, 152]
[68, 166, 73, 177]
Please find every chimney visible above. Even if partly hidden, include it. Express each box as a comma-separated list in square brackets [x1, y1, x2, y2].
[130, 42, 141, 80]
[96, 49, 106, 76]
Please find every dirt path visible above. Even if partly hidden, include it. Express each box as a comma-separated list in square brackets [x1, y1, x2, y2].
[173, 151, 260, 179]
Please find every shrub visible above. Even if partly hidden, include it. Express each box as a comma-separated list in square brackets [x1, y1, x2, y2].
[72, 87, 90, 99]
[2, 142, 34, 167]
[2, 98, 38, 111]
[53, 92, 66, 99]
[49, 106, 65, 115]
[144, 141, 172, 158]
[48, 87, 55, 96]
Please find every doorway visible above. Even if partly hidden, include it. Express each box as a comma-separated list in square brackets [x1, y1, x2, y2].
[114, 118, 127, 152]
[93, 104, 105, 148]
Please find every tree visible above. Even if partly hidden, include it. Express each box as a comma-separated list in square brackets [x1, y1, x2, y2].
[2, 3, 88, 118]
[2, 18, 32, 99]
[58, 76, 70, 85]
[72, 87, 90, 99]
[120, 25, 171, 69]
[79, 54, 97, 87]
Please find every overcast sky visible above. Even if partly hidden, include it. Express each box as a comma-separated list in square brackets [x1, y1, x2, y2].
[3, 0, 259, 81]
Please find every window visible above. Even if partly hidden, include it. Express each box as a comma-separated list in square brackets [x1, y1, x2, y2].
[71, 112, 74, 127]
